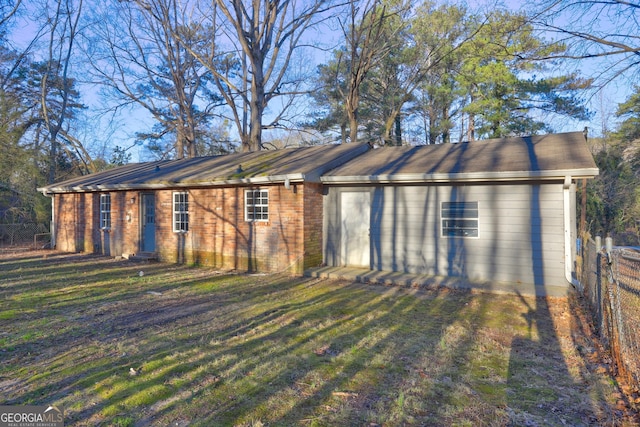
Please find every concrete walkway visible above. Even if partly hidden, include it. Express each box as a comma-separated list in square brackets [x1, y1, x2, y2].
[304, 266, 574, 298]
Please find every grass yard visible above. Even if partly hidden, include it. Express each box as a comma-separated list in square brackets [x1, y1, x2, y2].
[0, 251, 638, 426]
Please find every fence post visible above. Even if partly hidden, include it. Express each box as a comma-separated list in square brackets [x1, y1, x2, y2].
[594, 236, 603, 334]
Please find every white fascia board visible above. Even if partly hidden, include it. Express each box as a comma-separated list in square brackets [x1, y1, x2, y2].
[38, 173, 307, 194]
[320, 168, 599, 184]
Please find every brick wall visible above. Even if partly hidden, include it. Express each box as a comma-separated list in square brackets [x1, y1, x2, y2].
[54, 193, 92, 253]
[302, 182, 324, 269]
[54, 191, 141, 256]
[154, 184, 315, 273]
[54, 183, 324, 274]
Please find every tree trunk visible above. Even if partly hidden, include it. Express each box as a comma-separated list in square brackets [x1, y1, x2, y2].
[382, 112, 395, 145]
[346, 92, 359, 143]
[442, 106, 450, 144]
[186, 121, 197, 158]
[247, 58, 264, 152]
[349, 113, 358, 144]
[175, 127, 185, 159]
[428, 102, 436, 144]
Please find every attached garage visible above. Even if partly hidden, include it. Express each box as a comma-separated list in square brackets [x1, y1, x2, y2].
[321, 132, 599, 289]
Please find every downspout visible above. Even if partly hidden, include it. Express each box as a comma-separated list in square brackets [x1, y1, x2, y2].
[563, 176, 579, 287]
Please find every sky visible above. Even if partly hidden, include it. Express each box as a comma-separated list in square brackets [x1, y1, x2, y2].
[7, 0, 637, 163]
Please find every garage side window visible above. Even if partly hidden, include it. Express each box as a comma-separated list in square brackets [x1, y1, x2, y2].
[441, 201, 478, 237]
[173, 192, 189, 232]
[100, 194, 111, 230]
[245, 189, 269, 221]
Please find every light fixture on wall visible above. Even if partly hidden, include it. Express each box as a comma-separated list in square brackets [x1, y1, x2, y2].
[130, 197, 136, 204]
[284, 177, 290, 190]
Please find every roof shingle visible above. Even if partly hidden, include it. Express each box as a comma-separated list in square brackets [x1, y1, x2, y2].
[39, 132, 598, 194]
[322, 132, 598, 183]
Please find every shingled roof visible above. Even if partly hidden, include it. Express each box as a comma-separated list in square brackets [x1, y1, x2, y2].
[322, 132, 598, 183]
[39, 143, 370, 194]
[39, 132, 598, 194]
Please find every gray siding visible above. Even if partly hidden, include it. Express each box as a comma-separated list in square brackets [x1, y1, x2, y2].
[324, 182, 573, 287]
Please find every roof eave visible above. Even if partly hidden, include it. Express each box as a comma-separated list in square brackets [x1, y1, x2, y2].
[320, 168, 600, 184]
[38, 173, 307, 194]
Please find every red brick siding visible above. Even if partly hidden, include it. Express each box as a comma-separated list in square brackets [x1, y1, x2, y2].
[153, 184, 310, 273]
[53, 183, 323, 274]
[302, 182, 324, 269]
[54, 193, 94, 253]
[54, 191, 141, 256]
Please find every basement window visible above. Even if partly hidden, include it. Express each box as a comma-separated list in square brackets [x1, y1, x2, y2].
[99, 194, 111, 230]
[441, 201, 479, 238]
[245, 189, 269, 222]
[173, 192, 189, 232]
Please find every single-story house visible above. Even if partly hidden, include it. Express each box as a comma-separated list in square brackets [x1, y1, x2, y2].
[39, 131, 598, 288]
[38, 143, 369, 273]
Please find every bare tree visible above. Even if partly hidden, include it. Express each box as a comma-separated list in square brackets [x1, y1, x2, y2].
[0, 0, 22, 28]
[183, 0, 336, 152]
[88, 0, 219, 159]
[38, 0, 84, 183]
[337, 0, 400, 144]
[528, 0, 640, 86]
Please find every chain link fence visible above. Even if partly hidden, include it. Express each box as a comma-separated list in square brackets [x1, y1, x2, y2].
[0, 223, 51, 250]
[580, 237, 640, 394]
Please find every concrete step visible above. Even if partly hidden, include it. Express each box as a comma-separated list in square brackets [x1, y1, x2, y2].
[128, 252, 158, 261]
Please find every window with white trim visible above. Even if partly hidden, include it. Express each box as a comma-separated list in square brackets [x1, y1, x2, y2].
[173, 192, 189, 232]
[99, 194, 111, 229]
[441, 201, 479, 237]
[245, 189, 269, 221]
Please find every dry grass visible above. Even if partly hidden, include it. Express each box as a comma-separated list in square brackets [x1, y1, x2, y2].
[0, 251, 637, 426]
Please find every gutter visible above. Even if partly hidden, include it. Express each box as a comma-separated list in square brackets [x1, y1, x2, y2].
[37, 173, 308, 194]
[320, 168, 599, 184]
[563, 176, 580, 288]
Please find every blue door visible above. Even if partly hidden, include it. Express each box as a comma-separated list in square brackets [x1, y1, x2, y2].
[142, 193, 156, 252]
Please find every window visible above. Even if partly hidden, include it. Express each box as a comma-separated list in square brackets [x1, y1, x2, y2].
[173, 192, 189, 232]
[441, 201, 479, 237]
[99, 194, 111, 229]
[245, 189, 269, 221]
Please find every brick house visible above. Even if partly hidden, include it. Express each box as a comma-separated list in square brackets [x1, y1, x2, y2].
[38, 143, 370, 273]
[39, 132, 599, 290]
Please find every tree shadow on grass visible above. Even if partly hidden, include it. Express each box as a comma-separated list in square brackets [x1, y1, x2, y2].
[507, 292, 624, 426]
[147, 285, 496, 426]
[0, 254, 628, 426]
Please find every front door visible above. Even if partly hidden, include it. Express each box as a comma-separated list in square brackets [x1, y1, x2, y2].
[141, 193, 156, 252]
[340, 191, 370, 267]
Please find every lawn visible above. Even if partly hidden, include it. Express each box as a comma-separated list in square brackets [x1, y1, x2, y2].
[0, 251, 637, 426]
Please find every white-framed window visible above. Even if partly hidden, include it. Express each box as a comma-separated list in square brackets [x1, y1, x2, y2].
[173, 192, 189, 232]
[99, 193, 111, 229]
[245, 189, 269, 222]
[441, 201, 479, 238]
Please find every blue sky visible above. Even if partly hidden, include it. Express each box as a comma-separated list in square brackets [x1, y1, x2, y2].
[7, 0, 635, 163]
